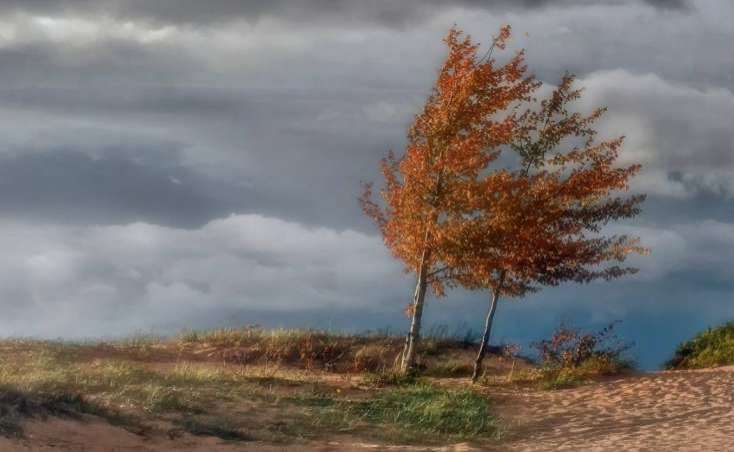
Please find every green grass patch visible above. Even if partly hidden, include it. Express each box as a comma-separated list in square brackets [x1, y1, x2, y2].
[537, 368, 586, 390]
[536, 355, 633, 390]
[345, 383, 498, 440]
[667, 321, 734, 369]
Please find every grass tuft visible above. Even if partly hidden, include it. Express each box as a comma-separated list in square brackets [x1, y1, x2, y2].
[346, 383, 498, 440]
[0, 326, 503, 445]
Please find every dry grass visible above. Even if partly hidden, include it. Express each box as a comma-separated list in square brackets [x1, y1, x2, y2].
[0, 327, 510, 446]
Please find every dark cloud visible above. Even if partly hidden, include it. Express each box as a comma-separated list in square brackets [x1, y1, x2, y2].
[0, 151, 307, 228]
[0, 0, 689, 28]
[642, 0, 690, 9]
[0, 151, 220, 227]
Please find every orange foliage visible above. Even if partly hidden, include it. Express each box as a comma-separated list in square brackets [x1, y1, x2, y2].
[361, 25, 645, 300]
[360, 25, 538, 296]
[445, 73, 646, 297]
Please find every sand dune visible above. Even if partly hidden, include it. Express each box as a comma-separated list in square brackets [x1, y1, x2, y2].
[496, 366, 734, 451]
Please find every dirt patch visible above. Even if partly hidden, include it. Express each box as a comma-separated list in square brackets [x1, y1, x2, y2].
[0, 417, 483, 451]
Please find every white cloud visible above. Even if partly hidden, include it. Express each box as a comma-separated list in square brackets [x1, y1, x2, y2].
[612, 220, 734, 281]
[0, 212, 730, 339]
[578, 70, 734, 198]
[0, 215, 406, 338]
[0, 14, 177, 47]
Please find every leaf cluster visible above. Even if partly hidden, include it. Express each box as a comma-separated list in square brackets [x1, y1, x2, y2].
[361, 25, 646, 298]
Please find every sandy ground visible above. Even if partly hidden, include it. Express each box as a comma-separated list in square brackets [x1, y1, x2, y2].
[495, 366, 734, 451]
[1, 367, 732, 451]
[0, 420, 476, 452]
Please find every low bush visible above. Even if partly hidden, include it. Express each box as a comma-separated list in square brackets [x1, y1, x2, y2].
[532, 322, 634, 388]
[666, 321, 734, 369]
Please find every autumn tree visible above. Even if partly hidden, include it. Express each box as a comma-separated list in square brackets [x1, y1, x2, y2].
[444, 74, 647, 382]
[360, 25, 537, 374]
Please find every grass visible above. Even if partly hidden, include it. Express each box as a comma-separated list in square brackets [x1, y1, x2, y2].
[0, 388, 84, 438]
[530, 355, 633, 390]
[279, 380, 499, 442]
[344, 383, 499, 441]
[176, 325, 481, 374]
[477, 354, 633, 391]
[0, 386, 147, 438]
[478, 351, 633, 391]
[537, 368, 587, 390]
[362, 370, 418, 388]
[667, 321, 734, 369]
[0, 327, 507, 446]
[515, 322, 636, 390]
[423, 360, 474, 378]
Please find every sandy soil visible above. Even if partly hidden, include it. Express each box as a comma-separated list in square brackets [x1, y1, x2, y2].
[1, 367, 732, 451]
[495, 366, 734, 451]
[0, 419, 476, 452]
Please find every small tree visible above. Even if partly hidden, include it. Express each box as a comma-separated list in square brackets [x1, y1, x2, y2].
[447, 74, 647, 382]
[361, 26, 537, 374]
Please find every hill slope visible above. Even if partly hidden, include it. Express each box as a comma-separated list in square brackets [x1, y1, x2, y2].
[1, 328, 733, 451]
[0, 328, 519, 450]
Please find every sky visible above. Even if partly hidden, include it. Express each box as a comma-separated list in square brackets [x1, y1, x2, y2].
[0, 0, 732, 368]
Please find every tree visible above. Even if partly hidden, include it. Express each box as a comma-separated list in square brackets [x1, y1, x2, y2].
[360, 25, 537, 374]
[445, 74, 647, 382]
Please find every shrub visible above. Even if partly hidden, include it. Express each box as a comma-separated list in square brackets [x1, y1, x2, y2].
[532, 322, 633, 388]
[666, 321, 734, 369]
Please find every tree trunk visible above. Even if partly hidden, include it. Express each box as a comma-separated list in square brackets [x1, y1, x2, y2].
[472, 274, 505, 383]
[400, 249, 430, 375]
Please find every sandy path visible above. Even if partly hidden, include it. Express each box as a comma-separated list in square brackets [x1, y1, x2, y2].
[495, 366, 734, 451]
